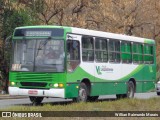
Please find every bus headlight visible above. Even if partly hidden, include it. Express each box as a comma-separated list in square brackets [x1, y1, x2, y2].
[54, 83, 59, 87]
[11, 82, 15, 86]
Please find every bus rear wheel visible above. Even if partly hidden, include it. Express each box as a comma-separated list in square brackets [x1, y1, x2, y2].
[126, 81, 135, 98]
[29, 96, 44, 105]
[73, 82, 88, 102]
[116, 81, 135, 99]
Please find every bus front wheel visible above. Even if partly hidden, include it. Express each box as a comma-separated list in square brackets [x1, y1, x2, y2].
[73, 82, 88, 102]
[29, 96, 44, 105]
[157, 92, 160, 96]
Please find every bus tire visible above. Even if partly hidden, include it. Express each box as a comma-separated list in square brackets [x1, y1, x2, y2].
[157, 92, 160, 96]
[126, 81, 135, 98]
[73, 82, 88, 102]
[116, 81, 135, 99]
[29, 96, 44, 105]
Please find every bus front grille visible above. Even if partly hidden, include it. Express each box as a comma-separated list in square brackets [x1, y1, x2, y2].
[20, 82, 47, 87]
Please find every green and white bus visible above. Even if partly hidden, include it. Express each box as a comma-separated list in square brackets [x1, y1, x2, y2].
[9, 26, 156, 104]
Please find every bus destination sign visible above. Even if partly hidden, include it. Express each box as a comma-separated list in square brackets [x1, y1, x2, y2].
[14, 28, 64, 37]
[25, 31, 52, 37]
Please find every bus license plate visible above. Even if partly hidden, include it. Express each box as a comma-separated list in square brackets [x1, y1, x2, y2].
[28, 90, 38, 95]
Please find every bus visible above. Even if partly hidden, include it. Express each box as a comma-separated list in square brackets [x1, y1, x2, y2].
[9, 26, 156, 104]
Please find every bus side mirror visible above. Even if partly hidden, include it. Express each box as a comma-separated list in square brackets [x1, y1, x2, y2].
[5, 35, 12, 49]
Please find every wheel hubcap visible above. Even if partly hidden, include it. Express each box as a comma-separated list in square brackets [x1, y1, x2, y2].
[128, 84, 134, 98]
[79, 88, 87, 101]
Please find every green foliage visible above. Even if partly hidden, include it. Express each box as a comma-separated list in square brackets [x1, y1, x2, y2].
[0, 1, 38, 93]
[1, 7, 35, 67]
[0, 0, 4, 9]
[156, 70, 160, 82]
[1, 9, 34, 39]
[0, 0, 41, 40]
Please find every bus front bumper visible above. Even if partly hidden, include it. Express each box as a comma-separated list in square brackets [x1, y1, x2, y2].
[9, 87, 65, 98]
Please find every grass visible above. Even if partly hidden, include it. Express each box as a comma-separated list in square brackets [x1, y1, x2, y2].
[1, 97, 159, 111]
[0, 98, 160, 120]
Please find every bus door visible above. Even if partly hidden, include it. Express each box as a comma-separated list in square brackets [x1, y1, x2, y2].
[66, 34, 81, 77]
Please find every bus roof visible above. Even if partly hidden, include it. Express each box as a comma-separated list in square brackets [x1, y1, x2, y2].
[15, 25, 155, 44]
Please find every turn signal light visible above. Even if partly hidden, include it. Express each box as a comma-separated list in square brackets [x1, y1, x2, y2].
[58, 83, 64, 88]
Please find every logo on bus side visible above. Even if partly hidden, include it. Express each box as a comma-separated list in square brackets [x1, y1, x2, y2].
[96, 66, 102, 75]
[96, 66, 113, 75]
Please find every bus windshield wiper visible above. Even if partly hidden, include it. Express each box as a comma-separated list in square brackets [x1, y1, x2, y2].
[36, 37, 51, 57]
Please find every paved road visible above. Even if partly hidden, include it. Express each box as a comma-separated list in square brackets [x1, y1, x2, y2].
[0, 92, 158, 109]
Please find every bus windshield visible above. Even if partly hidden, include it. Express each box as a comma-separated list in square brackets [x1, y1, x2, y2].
[11, 39, 65, 72]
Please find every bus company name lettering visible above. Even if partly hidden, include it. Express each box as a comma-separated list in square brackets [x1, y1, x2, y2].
[96, 66, 113, 75]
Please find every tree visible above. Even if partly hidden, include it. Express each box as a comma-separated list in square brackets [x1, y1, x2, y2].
[0, 0, 35, 93]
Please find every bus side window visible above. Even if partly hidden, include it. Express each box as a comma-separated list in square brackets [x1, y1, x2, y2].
[144, 44, 154, 64]
[95, 38, 108, 62]
[109, 40, 120, 63]
[132, 43, 143, 64]
[82, 36, 94, 61]
[121, 41, 132, 64]
[67, 40, 80, 72]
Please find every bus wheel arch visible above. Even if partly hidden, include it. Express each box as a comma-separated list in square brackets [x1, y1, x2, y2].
[81, 78, 91, 96]
[73, 78, 91, 102]
[73, 82, 88, 102]
[129, 78, 136, 92]
[116, 78, 136, 99]
[80, 79, 99, 102]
